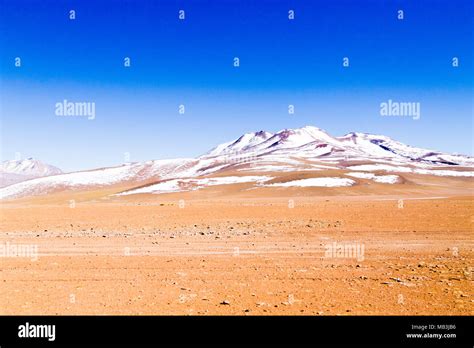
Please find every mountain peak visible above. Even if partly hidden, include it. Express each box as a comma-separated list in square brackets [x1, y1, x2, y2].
[300, 125, 327, 132]
[201, 125, 473, 166]
[1, 158, 62, 176]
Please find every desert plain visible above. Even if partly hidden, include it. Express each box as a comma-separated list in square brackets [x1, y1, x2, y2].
[0, 169, 473, 315]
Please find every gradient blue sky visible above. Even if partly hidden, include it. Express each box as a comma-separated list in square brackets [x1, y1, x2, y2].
[1, 0, 472, 172]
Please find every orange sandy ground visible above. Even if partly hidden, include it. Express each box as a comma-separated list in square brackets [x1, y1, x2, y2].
[0, 193, 473, 315]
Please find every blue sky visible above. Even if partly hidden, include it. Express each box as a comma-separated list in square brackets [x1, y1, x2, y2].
[1, 0, 472, 171]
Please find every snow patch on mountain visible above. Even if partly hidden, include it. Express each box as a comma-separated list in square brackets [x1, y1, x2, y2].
[347, 164, 473, 177]
[267, 177, 355, 188]
[346, 172, 400, 184]
[413, 169, 474, 177]
[117, 176, 273, 195]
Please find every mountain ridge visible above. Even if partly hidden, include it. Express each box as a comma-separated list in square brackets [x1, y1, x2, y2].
[1, 126, 472, 199]
[0, 158, 62, 188]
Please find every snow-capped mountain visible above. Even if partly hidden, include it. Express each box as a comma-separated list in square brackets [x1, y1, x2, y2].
[0, 158, 62, 188]
[205, 131, 273, 157]
[203, 126, 473, 167]
[0, 154, 258, 199]
[1, 126, 472, 199]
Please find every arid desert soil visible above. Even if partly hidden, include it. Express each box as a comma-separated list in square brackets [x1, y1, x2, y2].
[0, 191, 473, 315]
